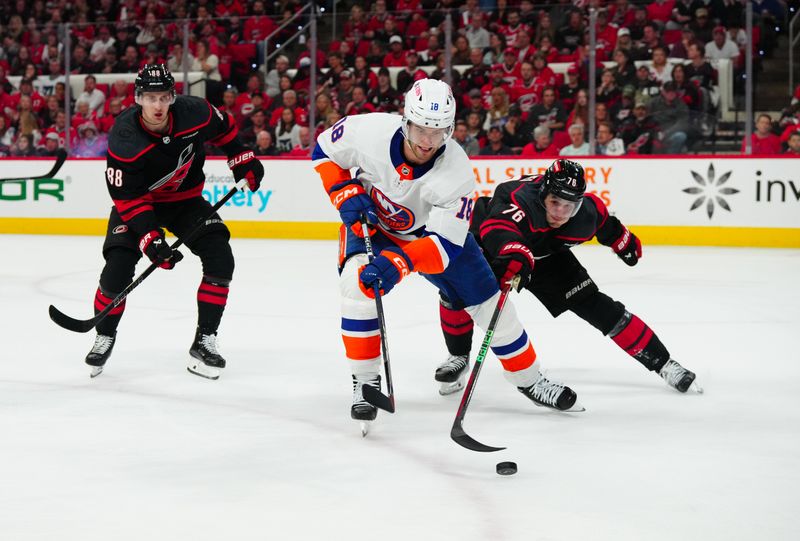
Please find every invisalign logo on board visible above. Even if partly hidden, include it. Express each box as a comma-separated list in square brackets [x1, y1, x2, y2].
[682, 163, 739, 219]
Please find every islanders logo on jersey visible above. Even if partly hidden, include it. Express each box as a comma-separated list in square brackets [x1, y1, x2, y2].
[370, 187, 416, 232]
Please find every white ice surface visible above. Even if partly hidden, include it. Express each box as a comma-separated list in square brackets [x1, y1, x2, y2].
[1, 236, 798, 541]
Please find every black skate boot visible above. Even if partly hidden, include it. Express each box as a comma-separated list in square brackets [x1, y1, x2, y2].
[352, 374, 381, 436]
[518, 372, 579, 411]
[435, 354, 469, 395]
[188, 329, 226, 380]
[659, 359, 702, 393]
[85, 332, 116, 378]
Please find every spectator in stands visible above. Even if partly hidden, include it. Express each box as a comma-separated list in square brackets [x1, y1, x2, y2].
[649, 46, 675, 85]
[71, 44, 98, 74]
[12, 79, 46, 115]
[10, 45, 33, 76]
[634, 65, 662, 105]
[669, 27, 696, 59]
[536, 34, 559, 64]
[627, 6, 648, 42]
[344, 86, 377, 116]
[559, 124, 590, 156]
[285, 126, 313, 157]
[44, 109, 76, 148]
[90, 26, 116, 63]
[107, 79, 134, 110]
[785, 132, 800, 155]
[40, 95, 59, 129]
[633, 23, 665, 62]
[73, 100, 98, 132]
[459, 88, 487, 125]
[597, 69, 622, 110]
[384, 35, 408, 68]
[462, 48, 491, 95]
[166, 42, 194, 74]
[650, 81, 690, 153]
[38, 131, 61, 156]
[452, 120, 480, 156]
[742, 114, 781, 154]
[685, 42, 716, 90]
[0, 65, 12, 95]
[100, 48, 118, 74]
[320, 52, 346, 91]
[499, 47, 522, 86]
[689, 8, 714, 44]
[265, 55, 290, 99]
[567, 89, 590, 129]
[332, 70, 355, 115]
[705, 26, 740, 62]
[37, 58, 65, 96]
[596, 121, 626, 155]
[466, 111, 487, 146]
[99, 97, 123, 133]
[484, 86, 511, 130]
[510, 61, 539, 114]
[465, 11, 491, 50]
[483, 32, 505, 66]
[396, 51, 427, 94]
[557, 10, 584, 54]
[0, 115, 16, 150]
[274, 107, 301, 154]
[115, 45, 139, 73]
[240, 109, 268, 147]
[512, 29, 535, 64]
[73, 121, 107, 157]
[611, 48, 636, 88]
[668, 0, 695, 30]
[367, 67, 402, 113]
[671, 63, 702, 112]
[430, 54, 461, 88]
[614, 27, 634, 58]
[352, 56, 378, 92]
[74, 75, 106, 116]
[501, 106, 528, 153]
[136, 11, 163, 47]
[559, 65, 582, 112]
[244, 1, 276, 44]
[195, 40, 223, 105]
[521, 125, 558, 157]
[451, 35, 472, 65]
[479, 125, 513, 155]
[253, 130, 278, 157]
[612, 84, 637, 125]
[528, 86, 567, 132]
[11, 133, 36, 157]
[619, 101, 658, 154]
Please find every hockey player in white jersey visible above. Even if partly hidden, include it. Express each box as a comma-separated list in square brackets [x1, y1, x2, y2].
[312, 78, 578, 427]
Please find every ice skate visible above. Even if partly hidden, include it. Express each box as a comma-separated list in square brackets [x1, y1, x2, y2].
[435, 354, 469, 395]
[519, 372, 582, 412]
[85, 332, 116, 378]
[352, 374, 381, 436]
[659, 359, 703, 393]
[188, 330, 226, 380]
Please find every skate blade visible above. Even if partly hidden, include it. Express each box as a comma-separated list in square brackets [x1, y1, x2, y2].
[187, 361, 221, 380]
[360, 421, 372, 437]
[565, 401, 586, 412]
[438, 378, 465, 396]
[689, 381, 704, 394]
[89, 366, 104, 378]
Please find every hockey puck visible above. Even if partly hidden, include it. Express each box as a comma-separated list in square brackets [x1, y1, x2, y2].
[496, 461, 517, 476]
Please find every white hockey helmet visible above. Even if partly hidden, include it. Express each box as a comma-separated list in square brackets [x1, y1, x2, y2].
[402, 78, 456, 147]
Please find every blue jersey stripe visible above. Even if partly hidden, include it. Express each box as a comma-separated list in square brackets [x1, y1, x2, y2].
[341, 317, 380, 332]
[311, 143, 329, 161]
[491, 331, 529, 357]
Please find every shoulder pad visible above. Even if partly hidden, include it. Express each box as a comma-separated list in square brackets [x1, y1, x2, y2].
[171, 95, 217, 136]
[107, 107, 154, 163]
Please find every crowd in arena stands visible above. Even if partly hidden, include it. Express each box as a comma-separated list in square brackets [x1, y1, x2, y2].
[0, 0, 795, 159]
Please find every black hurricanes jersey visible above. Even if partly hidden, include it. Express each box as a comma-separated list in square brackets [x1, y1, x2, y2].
[105, 95, 242, 236]
[472, 175, 626, 260]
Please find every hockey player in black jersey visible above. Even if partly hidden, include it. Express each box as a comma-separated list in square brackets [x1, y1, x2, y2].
[84, 64, 264, 379]
[436, 159, 701, 396]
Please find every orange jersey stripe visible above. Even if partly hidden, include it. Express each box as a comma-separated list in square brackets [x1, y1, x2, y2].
[498, 343, 537, 372]
[314, 161, 352, 193]
[342, 335, 381, 361]
[403, 237, 445, 274]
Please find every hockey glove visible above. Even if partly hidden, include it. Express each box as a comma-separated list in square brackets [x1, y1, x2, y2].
[358, 247, 414, 298]
[329, 179, 378, 231]
[491, 242, 535, 291]
[228, 150, 264, 192]
[611, 226, 642, 267]
[139, 230, 183, 270]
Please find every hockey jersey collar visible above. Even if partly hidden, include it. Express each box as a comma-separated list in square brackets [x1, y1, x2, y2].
[389, 128, 446, 180]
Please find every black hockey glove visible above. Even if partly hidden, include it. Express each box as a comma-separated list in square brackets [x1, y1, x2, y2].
[490, 242, 534, 291]
[611, 226, 642, 267]
[139, 229, 183, 270]
[228, 149, 264, 192]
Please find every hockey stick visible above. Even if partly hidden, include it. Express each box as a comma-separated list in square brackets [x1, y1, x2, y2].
[359, 215, 396, 413]
[0, 148, 67, 183]
[450, 275, 520, 453]
[48, 178, 248, 333]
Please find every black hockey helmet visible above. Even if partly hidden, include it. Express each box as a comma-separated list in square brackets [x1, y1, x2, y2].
[134, 64, 175, 98]
[541, 159, 586, 202]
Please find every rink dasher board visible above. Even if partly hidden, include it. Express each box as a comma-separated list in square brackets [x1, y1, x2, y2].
[0, 156, 798, 247]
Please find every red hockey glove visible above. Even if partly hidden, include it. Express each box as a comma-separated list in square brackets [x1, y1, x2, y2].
[139, 229, 183, 270]
[611, 226, 642, 266]
[228, 150, 264, 192]
[490, 242, 535, 291]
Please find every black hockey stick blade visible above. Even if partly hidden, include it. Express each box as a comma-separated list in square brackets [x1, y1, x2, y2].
[0, 148, 67, 182]
[362, 384, 395, 413]
[450, 422, 506, 453]
[48, 304, 99, 333]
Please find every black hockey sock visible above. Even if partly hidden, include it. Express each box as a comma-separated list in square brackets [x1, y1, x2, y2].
[440, 302, 473, 357]
[197, 275, 230, 334]
[609, 311, 670, 372]
[94, 287, 125, 336]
